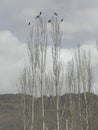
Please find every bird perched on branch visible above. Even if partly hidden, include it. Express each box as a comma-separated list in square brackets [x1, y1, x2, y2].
[39, 12, 42, 15]
[61, 19, 63, 22]
[54, 13, 58, 16]
[36, 15, 39, 18]
[35, 11, 42, 19]
[28, 22, 31, 25]
[48, 19, 51, 23]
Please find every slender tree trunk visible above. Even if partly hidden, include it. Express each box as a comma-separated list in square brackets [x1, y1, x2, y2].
[23, 95, 26, 130]
[31, 95, 35, 130]
[56, 91, 60, 130]
[41, 73, 45, 130]
[66, 119, 68, 130]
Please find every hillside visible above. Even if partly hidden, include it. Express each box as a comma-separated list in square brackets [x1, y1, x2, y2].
[0, 93, 97, 130]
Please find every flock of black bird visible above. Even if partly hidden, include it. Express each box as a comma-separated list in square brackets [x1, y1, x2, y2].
[28, 12, 63, 25]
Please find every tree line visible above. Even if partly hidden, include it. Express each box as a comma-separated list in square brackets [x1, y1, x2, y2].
[18, 14, 97, 130]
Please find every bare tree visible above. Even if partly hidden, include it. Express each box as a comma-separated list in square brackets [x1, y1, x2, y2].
[36, 16, 48, 130]
[74, 46, 83, 130]
[27, 23, 39, 130]
[65, 45, 94, 130]
[50, 15, 62, 130]
[76, 49, 94, 130]
[19, 66, 28, 130]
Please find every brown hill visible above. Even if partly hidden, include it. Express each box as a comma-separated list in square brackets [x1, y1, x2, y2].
[0, 93, 97, 130]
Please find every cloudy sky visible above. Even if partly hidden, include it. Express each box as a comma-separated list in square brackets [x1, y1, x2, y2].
[0, 0, 98, 94]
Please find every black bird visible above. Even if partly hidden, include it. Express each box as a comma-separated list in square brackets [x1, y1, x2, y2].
[28, 22, 31, 25]
[39, 12, 42, 15]
[48, 19, 51, 22]
[36, 15, 39, 18]
[36, 12, 42, 19]
[61, 19, 63, 22]
[54, 13, 58, 16]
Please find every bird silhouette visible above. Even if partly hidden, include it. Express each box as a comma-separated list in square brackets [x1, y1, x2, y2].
[35, 12, 42, 19]
[39, 12, 42, 15]
[28, 22, 31, 25]
[61, 19, 63, 22]
[48, 19, 51, 22]
[54, 13, 58, 16]
[36, 15, 39, 18]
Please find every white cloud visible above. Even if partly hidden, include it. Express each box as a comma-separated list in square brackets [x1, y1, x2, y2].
[0, 31, 98, 94]
[46, 42, 98, 94]
[0, 31, 27, 93]
[46, 46, 74, 71]
[75, 41, 98, 94]
[0, 31, 74, 94]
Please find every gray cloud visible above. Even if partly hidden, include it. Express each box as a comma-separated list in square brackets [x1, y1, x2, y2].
[0, 0, 98, 46]
[1, 0, 98, 44]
